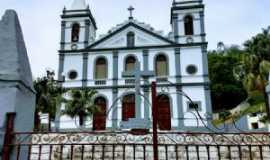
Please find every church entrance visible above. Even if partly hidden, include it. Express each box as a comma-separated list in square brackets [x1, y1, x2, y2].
[157, 95, 171, 130]
[122, 94, 135, 121]
[93, 97, 107, 131]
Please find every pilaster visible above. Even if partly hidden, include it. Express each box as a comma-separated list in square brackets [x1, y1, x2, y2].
[174, 48, 181, 84]
[172, 14, 179, 43]
[204, 85, 213, 121]
[199, 11, 206, 42]
[143, 50, 150, 119]
[174, 48, 184, 129]
[82, 53, 88, 87]
[112, 51, 119, 129]
[60, 21, 66, 50]
[201, 45, 209, 80]
[58, 54, 65, 81]
[84, 20, 90, 48]
[176, 86, 184, 129]
[112, 88, 118, 130]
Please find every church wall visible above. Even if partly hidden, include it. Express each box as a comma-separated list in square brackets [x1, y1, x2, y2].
[180, 46, 204, 83]
[63, 54, 83, 88]
[182, 86, 207, 127]
[60, 45, 209, 130]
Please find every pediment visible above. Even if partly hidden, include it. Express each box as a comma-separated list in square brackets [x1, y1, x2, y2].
[88, 23, 174, 49]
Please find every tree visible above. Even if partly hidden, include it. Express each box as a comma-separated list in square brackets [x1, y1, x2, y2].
[34, 70, 66, 131]
[234, 27, 270, 120]
[208, 47, 247, 112]
[64, 88, 98, 127]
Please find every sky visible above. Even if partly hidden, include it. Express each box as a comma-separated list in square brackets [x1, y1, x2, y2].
[0, 0, 269, 78]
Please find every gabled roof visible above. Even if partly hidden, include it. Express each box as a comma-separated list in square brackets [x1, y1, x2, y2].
[87, 20, 175, 49]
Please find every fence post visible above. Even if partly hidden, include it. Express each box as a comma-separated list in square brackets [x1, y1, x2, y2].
[2, 113, 16, 160]
[151, 82, 158, 160]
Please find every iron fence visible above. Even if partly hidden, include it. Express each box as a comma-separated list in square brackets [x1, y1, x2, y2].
[6, 131, 270, 160]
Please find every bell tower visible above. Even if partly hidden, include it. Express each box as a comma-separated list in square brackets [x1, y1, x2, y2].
[171, 0, 212, 128]
[60, 0, 97, 51]
[171, 0, 206, 44]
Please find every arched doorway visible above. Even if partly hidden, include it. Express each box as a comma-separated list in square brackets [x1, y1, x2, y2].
[157, 95, 171, 130]
[122, 94, 135, 121]
[93, 97, 107, 131]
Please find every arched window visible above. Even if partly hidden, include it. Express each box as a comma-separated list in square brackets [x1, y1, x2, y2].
[184, 15, 194, 35]
[155, 54, 168, 76]
[157, 95, 171, 130]
[93, 97, 107, 131]
[71, 23, 80, 42]
[127, 32, 135, 47]
[125, 56, 136, 71]
[122, 94, 135, 121]
[95, 57, 107, 79]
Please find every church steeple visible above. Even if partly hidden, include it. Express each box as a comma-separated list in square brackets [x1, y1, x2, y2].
[171, 0, 205, 44]
[71, 0, 88, 10]
[59, 0, 97, 51]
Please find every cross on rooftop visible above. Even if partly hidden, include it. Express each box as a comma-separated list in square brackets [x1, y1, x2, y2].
[128, 6, 135, 20]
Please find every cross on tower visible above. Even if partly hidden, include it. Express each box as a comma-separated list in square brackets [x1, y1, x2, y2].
[128, 6, 135, 20]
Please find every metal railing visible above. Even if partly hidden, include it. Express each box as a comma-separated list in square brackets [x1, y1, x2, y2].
[6, 131, 270, 160]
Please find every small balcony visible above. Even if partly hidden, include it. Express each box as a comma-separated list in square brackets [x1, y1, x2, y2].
[94, 80, 107, 85]
[156, 77, 168, 83]
[125, 79, 135, 85]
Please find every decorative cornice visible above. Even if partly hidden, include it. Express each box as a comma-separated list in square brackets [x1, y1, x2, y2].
[171, 4, 204, 11]
[59, 42, 208, 53]
[62, 82, 210, 90]
[61, 11, 97, 29]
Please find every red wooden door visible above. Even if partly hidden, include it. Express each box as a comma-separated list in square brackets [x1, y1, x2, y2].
[122, 94, 135, 121]
[157, 95, 171, 130]
[93, 97, 106, 131]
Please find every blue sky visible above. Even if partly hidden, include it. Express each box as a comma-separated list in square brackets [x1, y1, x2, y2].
[0, 0, 269, 77]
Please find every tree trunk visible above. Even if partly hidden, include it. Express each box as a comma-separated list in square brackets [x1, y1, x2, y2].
[79, 112, 84, 127]
[48, 113, 52, 132]
[34, 110, 40, 131]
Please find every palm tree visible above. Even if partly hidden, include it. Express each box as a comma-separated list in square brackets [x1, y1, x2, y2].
[234, 53, 270, 120]
[64, 88, 98, 127]
[34, 70, 66, 131]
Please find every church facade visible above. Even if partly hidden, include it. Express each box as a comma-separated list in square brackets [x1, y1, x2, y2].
[58, 0, 212, 131]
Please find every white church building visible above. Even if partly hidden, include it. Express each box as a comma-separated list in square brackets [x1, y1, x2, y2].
[57, 0, 212, 131]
